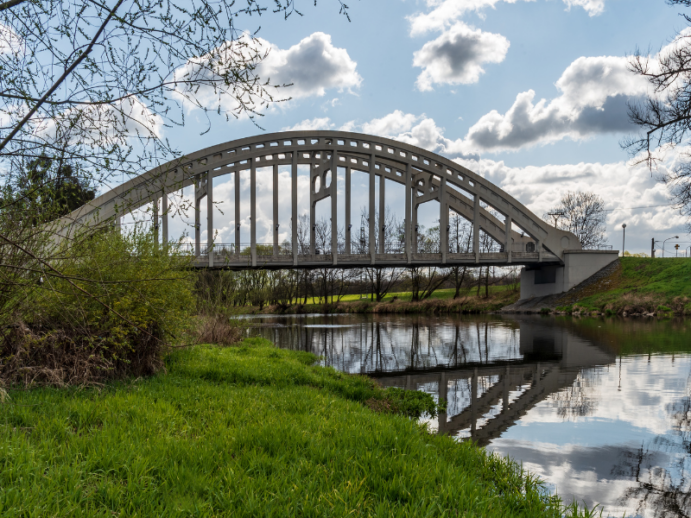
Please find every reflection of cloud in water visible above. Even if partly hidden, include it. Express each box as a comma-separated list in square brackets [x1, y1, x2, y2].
[490, 440, 659, 515]
[488, 356, 691, 518]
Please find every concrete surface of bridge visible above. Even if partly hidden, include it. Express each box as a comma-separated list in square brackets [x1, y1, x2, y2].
[63, 131, 618, 299]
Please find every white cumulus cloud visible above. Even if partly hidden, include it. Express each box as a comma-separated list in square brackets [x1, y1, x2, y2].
[282, 117, 334, 131]
[448, 55, 650, 154]
[259, 32, 361, 98]
[408, 0, 603, 37]
[563, 0, 605, 16]
[414, 22, 510, 90]
[408, 0, 525, 37]
[360, 110, 424, 136]
[174, 32, 361, 117]
[0, 24, 21, 55]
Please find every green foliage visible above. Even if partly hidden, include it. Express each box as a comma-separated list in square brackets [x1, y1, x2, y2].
[0, 157, 95, 224]
[0, 340, 590, 517]
[0, 228, 195, 385]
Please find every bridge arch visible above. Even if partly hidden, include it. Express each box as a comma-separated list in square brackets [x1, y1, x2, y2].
[64, 131, 580, 270]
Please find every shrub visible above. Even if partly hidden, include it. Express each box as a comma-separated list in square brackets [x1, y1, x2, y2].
[0, 227, 195, 386]
[194, 314, 243, 346]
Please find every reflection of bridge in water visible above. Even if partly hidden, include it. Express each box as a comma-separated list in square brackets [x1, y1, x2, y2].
[255, 315, 615, 444]
[373, 318, 615, 445]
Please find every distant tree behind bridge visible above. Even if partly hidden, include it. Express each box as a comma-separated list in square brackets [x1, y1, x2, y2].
[544, 191, 607, 250]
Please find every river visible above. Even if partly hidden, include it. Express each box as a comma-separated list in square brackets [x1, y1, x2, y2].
[242, 313, 691, 518]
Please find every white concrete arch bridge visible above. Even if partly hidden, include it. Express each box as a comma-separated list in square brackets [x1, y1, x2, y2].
[64, 131, 618, 299]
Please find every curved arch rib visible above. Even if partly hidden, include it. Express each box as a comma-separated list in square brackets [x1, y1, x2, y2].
[61, 131, 580, 269]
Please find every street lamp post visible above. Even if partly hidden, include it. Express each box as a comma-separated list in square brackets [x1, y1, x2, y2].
[659, 236, 680, 257]
[621, 224, 627, 257]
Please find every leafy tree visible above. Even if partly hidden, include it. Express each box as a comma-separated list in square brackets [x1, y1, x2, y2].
[2, 157, 95, 224]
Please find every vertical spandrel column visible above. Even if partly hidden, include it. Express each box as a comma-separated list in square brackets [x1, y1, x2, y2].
[505, 216, 512, 263]
[310, 163, 315, 256]
[503, 366, 510, 412]
[250, 158, 256, 267]
[412, 199, 418, 254]
[537, 239, 543, 262]
[345, 167, 351, 255]
[440, 177, 447, 263]
[161, 189, 168, 246]
[234, 169, 240, 255]
[291, 151, 298, 265]
[194, 178, 201, 258]
[378, 174, 385, 254]
[369, 154, 376, 265]
[207, 171, 214, 267]
[331, 151, 338, 265]
[473, 195, 480, 263]
[405, 164, 411, 263]
[273, 164, 279, 257]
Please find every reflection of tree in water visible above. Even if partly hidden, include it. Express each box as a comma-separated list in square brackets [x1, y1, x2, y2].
[550, 369, 601, 419]
[613, 371, 691, 518]
[269, 318, 522, 375]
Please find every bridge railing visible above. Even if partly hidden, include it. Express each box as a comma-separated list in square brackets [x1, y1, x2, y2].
[178, 243, 295, 256]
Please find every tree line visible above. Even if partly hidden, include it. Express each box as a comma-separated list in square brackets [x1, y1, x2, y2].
[195, 212, 520, 310]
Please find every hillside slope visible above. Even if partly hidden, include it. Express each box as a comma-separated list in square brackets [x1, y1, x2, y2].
[555, 258, 691, 316]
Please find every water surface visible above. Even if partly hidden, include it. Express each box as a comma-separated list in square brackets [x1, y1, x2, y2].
[245, 313, 691, 518]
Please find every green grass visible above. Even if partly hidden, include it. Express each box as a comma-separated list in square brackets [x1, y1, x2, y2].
[305, 285, 513, 305]
[0, 338, 588, 517]
[575, 258, 691, 315]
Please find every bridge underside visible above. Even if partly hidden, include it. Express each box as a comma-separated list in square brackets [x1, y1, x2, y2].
[191, 251, 560, 270]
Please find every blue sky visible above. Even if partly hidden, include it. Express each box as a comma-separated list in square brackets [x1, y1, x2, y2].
[155, 0, 691, 254]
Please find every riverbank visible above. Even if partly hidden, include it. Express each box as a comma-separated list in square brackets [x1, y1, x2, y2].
[548, 258, 691, 317]
[255, 288, 520, 315]
[0, 338, 589, 517]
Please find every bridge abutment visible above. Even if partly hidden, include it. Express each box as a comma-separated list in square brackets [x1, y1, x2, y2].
[519, 250, 619, 300]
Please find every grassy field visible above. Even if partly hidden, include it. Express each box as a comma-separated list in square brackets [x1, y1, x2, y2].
[0, 338, 591, 517]
[560, 258, 691, 316]
[255, 285, 521, 315]
[302, 284, 514, 305]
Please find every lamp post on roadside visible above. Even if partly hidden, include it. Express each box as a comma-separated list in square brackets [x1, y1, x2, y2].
[621, 224, 627, 257]
[659, 236, 679, 257]
[687, 246, 691, 258]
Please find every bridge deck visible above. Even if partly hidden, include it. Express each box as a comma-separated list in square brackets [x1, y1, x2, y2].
[190, 251, 560, 269]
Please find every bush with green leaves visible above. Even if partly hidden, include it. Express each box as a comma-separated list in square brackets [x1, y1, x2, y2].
[0, 227, 195, 386]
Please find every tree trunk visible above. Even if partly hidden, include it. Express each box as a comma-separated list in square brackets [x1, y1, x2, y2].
[484, 265, 489, 299]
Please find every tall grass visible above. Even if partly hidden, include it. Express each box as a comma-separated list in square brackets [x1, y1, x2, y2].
[0, 338, 591, 517]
